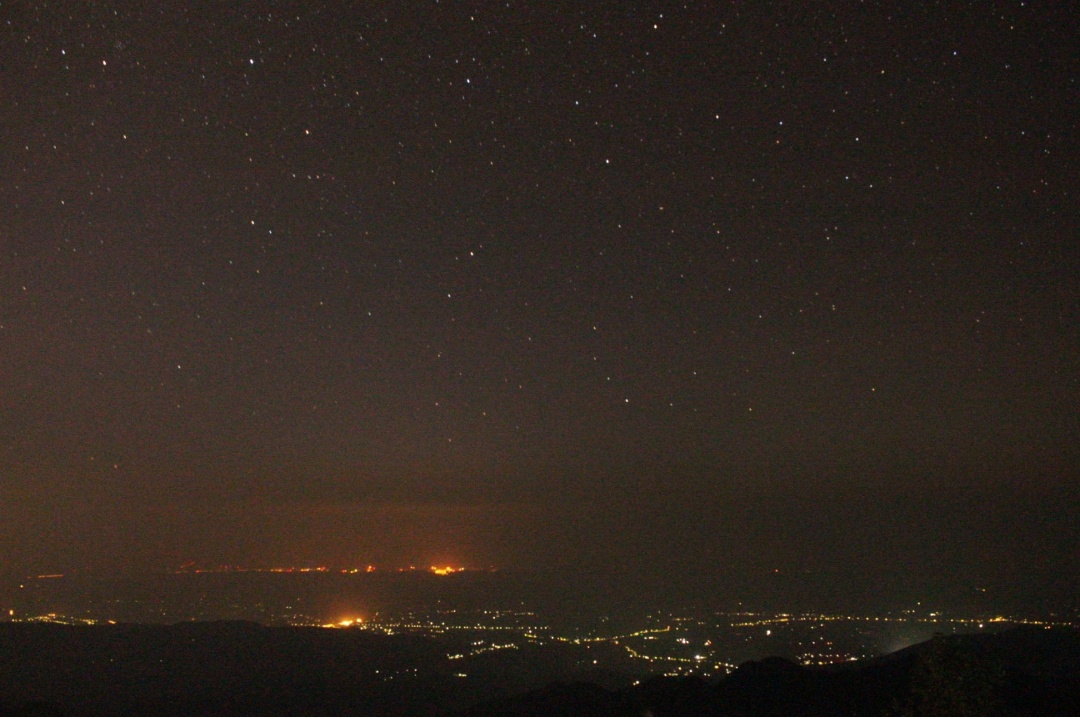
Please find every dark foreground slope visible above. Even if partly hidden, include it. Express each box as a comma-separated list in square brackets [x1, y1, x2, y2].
[476, 628, 1080, 716]
[0, 623, 1077, 715]
[0, 621, 628, 715]
[0, 621, 462, 715]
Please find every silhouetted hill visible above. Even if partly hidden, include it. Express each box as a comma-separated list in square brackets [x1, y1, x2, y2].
[0, 622, 1077, 715]
[0, 620, 458, 715]
[473, 627, 1080, 716]
[0, 620, 638, 715]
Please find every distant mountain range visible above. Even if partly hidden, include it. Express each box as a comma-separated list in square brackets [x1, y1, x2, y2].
[0, 622, 1076, 715]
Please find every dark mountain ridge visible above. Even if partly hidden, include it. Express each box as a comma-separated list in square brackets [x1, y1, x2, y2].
[477, 627, 1080, 716]
[0, 622, 1076, 715]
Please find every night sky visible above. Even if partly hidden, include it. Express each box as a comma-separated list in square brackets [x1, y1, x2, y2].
[2, 2, 1077, 607]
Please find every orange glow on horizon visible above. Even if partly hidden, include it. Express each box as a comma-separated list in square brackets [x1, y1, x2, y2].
[430, 565, 465, 575]
[171, 563, 491, 575]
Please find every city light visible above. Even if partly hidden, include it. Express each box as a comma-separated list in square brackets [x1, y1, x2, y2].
[169, 564, 483, 575]
[431, 566, 464, 575]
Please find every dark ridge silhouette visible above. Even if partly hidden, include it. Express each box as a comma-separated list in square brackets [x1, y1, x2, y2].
[473, 628, 1080, 716]
[0, 622, 1077, 715]
[471, 681, 623, 717]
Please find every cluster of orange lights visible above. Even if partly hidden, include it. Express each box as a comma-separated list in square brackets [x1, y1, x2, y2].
[174, 565, 469, 575]
[392, 566, 466, 575]
[430, 566, 464, 576]
[334, 618, 363, 627]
